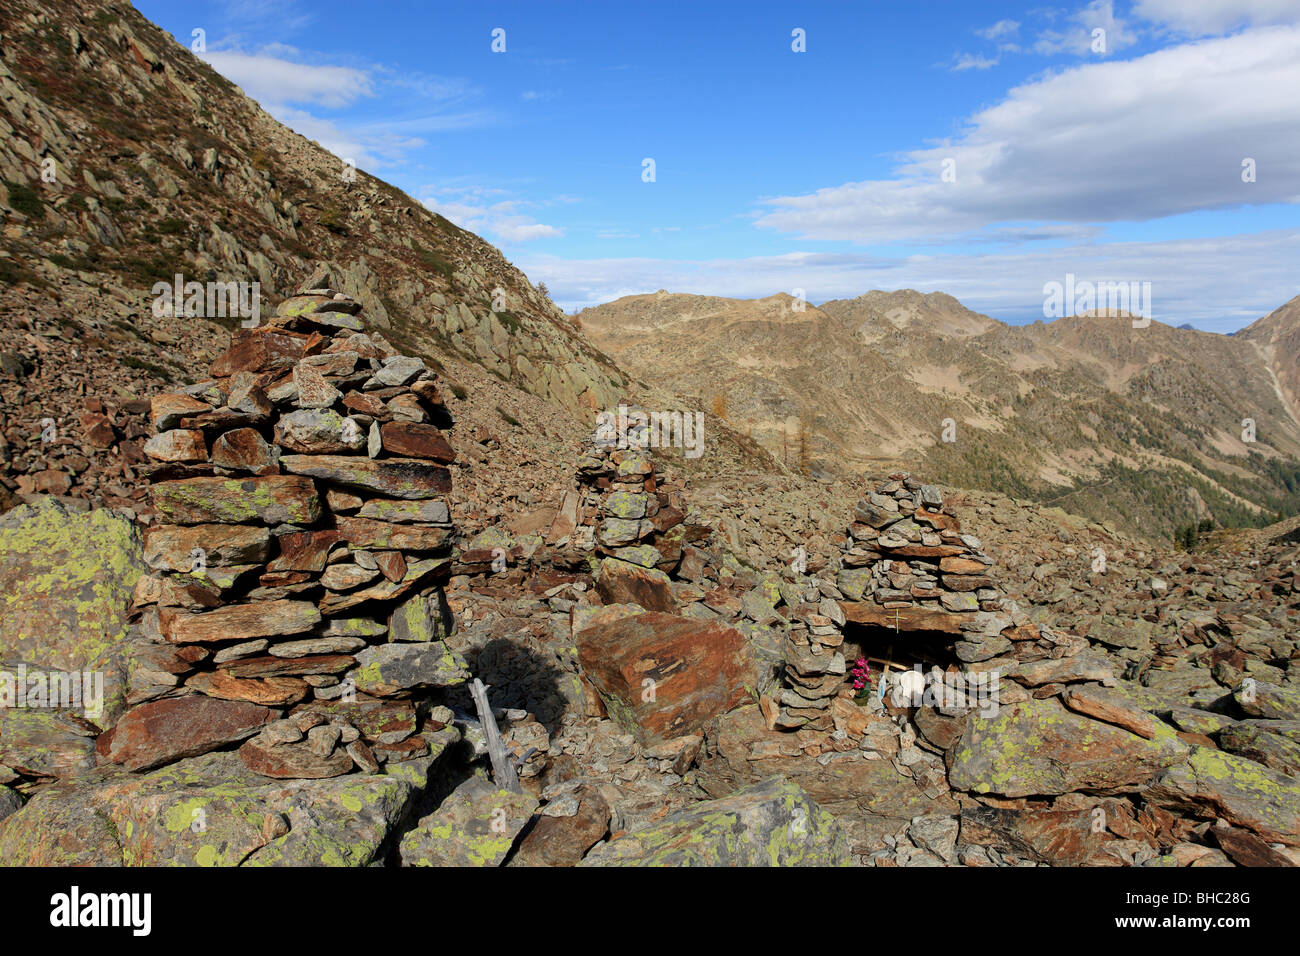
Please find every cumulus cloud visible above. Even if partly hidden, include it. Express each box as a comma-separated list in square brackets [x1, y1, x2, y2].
[754, 26, 1300, 243]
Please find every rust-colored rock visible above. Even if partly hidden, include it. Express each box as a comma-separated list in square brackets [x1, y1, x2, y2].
[186, 671, 310, 707]
[238, 736, 354, 779]
[335, 516, 453, 552]
[211, 428, 279, 474]
[104, 696, 274, 772]
[576, 611, 749, 746]
[594, 558, 678, 613]
[160, 599, 321, 643]
[210, 328, 309, 377]
[378, 422, 456, 463]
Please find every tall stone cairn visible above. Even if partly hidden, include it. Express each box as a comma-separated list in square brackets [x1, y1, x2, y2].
[114, 273, 470, 779]
[775, 472, 1091, 730]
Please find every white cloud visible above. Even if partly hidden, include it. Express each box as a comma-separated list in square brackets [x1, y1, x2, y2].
[754, 26, 1300, 243]
[519, 230, 1300, 330]
[422, 192, 562, 243]
[200, 50, 373, 107]
[978, 19, 1021, 41]
[1033, 0, 1138, 55]
[1135, 0, 1300, 35]
[952, 53, 999, 71]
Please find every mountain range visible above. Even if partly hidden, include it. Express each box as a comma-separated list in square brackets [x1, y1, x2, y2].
[579, 288, 1300, 538]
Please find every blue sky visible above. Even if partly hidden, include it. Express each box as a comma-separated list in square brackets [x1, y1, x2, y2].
[135, 0, 1300, 329]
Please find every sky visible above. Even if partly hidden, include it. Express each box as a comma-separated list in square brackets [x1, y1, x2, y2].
[134, 0, 1300, 330]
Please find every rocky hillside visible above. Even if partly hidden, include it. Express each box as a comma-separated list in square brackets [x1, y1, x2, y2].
[0, 0, 632, 505]
[580, 289, 1300, 540]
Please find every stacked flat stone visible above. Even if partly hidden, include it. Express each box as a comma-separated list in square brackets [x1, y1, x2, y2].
[115, 274, 469, 779]
[767, 586, 850, 731]
[774, 472, 1095, 731]
[564, 424, 703, 612]
[836, 473, 1004, 619]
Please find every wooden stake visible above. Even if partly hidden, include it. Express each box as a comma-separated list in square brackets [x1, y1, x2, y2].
[469, 677, 521, 794]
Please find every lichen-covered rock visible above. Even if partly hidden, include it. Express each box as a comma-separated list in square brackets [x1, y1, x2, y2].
[400, 775, 538, 866]
[947, 695, 1188, 797]
[1146, 747, 1300, 846]
[0, 737, 457, 866]
[102, 696, 275, 772]
[151, 476, 321, 525]
[349, 642, 469, 696]
[579, 776, 850, 866]
[0, 498, 145, 725]
[0, 705, 99, 779]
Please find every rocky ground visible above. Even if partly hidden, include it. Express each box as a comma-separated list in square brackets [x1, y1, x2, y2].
[2, 277, 1297, 868]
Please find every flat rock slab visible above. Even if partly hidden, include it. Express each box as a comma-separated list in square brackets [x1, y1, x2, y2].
[350, 642, 469, 696]
[160, 599, 321, 644]
[400, 776, 538, 867]
[144, 524, 271, 571]
[152, 476, 320, 525]
[239, 736, 354, 779]
[280, 455, 450, 499]
[1235, 681, 1300, 721]
[948, 695, 1188, 798]
[336, 516, 452, 552]
[186, 671, 310, 707]
[839, 602, 966, 635]
[576, 611, 749, 746]
[579, 776, 850, 866]
[103, 696, 274, 772]
[379, 422, 456, 463]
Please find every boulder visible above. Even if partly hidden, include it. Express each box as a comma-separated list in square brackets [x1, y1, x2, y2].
[593, 557, 678, 613]
[576, 611, 750, 746]
[947, 696, 1188, 797]
[0, 498, 145, 725]
[1146, 747, 1300, 846]
[400, 775, 538, 866]
[579, 777, 850, 866]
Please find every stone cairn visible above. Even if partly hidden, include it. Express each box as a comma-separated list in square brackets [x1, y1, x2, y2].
[563, 422, 708, 611]
[110, 274, 471, 779]
[775, 473, 1091, 731]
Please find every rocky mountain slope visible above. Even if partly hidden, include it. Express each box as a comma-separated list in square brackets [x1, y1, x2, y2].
[0, 0, 639, 510]
[580, 289, 1300, 540]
